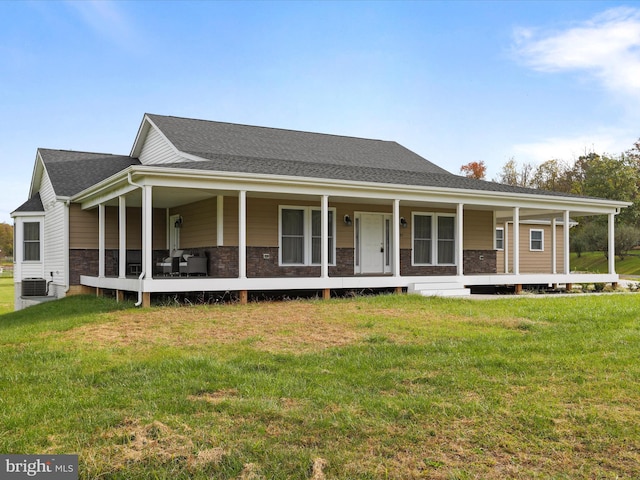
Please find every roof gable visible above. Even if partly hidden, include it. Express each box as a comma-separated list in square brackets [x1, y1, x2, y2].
[38, 149, 140, 197]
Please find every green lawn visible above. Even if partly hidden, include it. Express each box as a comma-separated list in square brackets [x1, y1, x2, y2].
[1, 293, 639, 479]
[0, 277, 13, 315]
[572, 251, 640, 275]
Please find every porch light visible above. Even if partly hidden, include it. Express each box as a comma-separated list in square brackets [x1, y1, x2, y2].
[400, 217, 408, 228]
[174, 216, 183, 228]
[344, 214, 352, 226]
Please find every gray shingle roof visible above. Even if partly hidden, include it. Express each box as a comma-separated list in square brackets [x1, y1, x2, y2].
[39, 149, 140, 197]
[159, 154, 581, 198]
[13, 192, 44, 213]
[147, 114, 451, 175]
[147, 114, 586, 199]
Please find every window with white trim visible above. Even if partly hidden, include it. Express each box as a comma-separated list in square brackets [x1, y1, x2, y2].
[280, 206, 335, 265]
[23, 222, 41, 261]
[412, 213, 456, 265]
[495, 227, 504, 250]
[530, 229, 544, 251]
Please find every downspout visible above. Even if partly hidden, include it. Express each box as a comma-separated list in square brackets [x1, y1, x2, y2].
[64, 200, 71, 293]
[127, 172, 146, 306]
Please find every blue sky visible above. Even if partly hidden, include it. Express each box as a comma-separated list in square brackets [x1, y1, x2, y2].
[2, 0, 640, 224]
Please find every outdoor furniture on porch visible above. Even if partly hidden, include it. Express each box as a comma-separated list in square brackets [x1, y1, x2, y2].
[156, 250, 187, 276]
[187, 256, 207, 276]
[126, 250, 142, 276]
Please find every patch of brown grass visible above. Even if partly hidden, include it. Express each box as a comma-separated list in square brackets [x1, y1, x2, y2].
[99, 418, 226, 471]
[64, 301, 368, 353]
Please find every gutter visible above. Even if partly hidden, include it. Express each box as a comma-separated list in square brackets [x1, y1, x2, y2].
[127, 172, 146, 307]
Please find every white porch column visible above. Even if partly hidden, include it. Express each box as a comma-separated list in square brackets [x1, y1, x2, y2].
[238, 191, 247, 279]
[118, 196, 127, 278]
[608, 212, 616, 274]
[513, 207, 520, 275]
[393, 199, 401, 278]
[321, 195, 329, 279]
[504, 222, 509, 273]
[563, 210, 570, 274]
[142, 185, 153, 278]
[456, 203, 464, 276]
[551, 217, 557, 274]
[98, 203, 105, 278]
[217, 195, 224, 246]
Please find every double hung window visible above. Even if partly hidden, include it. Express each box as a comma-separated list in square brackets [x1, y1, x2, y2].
[280, 207, 335, 265]
[23, 222, 41, 261]
[530, 229, 544, 251]
[412, 213, 456, 265]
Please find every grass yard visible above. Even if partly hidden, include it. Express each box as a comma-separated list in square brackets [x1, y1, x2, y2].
[0, 277, 13, 315]
[571, 251, 640, 276]
[1, 293, 639, 479]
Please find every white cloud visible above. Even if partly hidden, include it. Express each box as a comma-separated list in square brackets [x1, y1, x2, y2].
[513, 7, 640, 95]
[512, 129, 634, 165]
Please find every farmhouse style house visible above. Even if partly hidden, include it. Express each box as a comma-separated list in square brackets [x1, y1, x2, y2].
[11, 113, 628, 309]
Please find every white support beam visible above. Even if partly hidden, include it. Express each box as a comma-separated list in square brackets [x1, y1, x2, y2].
[98, 203, 105, 278]
[321, 195, 329, 279]
[504, 221, 509, 274]
[217, 195, 224, 246]
[238, 191, 247, 279]
[118, 196, 127, 279]
[393, 199, 401, 278]
[551, 217, 557, 275]
[142, 185, 153, 279]
[563, 210, 570, 274]
[608, 212, 616, 275]
[513, 207, 520, 276]
[457, 203, 464, 276]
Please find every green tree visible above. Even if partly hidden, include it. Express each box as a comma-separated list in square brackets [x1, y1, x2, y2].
[493, 158, 536, 187]
[531, 159, 572, 193]
[0, 222, 13, 259]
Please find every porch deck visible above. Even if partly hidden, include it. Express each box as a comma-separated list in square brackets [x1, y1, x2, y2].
[81, 272, 621, 297]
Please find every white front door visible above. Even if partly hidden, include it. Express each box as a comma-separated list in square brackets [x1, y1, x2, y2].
[356, 213, 392, 274]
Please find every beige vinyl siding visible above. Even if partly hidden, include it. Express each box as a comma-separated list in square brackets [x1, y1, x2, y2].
[139, 126, 182, 165]
[463, 210, 493, 250]
[498, 223, 566, 274]
[170, 198, 217, 248]
[70, 204, 166, 249]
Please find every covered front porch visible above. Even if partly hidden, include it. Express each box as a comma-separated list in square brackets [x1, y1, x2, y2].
[73, 167, 623, 306]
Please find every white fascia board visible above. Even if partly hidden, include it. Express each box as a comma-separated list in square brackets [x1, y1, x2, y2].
[130, 115, 152, 158]
[28, 151, 45, 199]
[134, 165, 629, 212]
[72, 163, 630, 215]
[10, 210, 44, 218]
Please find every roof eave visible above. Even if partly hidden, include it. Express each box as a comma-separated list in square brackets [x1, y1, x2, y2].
[71, 164, 630, 215]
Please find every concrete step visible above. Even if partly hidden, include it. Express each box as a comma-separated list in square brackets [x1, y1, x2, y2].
[408, 282, 471, 297]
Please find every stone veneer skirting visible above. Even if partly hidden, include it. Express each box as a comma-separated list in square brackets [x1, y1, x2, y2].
[69, 247, 497, 284]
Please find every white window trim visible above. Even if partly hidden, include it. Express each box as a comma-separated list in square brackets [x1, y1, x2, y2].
[278, 205, 336, 266]
[530, 228, 544, 252]
[411, 212, 457, 266]
[495, 227, 504, 251]
[22, 219, 44, 263]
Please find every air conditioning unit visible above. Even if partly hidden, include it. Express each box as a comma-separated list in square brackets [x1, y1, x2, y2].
[22, 278, 47, 297]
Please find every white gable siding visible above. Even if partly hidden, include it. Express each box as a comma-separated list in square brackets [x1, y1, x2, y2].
[139, 126, 183, 165]
[37, 171, 66, 296]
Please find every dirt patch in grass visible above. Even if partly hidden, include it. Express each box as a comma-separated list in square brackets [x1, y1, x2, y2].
[65, 302, 365, 353]
[100, 418, 226, 470]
